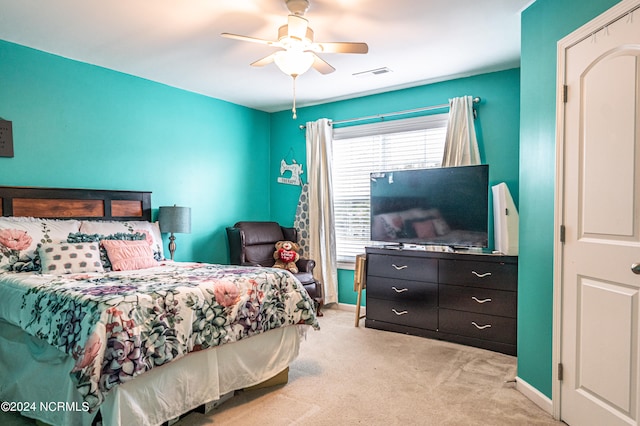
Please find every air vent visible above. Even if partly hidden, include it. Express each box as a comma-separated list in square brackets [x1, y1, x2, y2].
[353, 67, 393, 78]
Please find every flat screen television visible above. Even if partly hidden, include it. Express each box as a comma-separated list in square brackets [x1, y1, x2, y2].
[370, 165, 489, 249]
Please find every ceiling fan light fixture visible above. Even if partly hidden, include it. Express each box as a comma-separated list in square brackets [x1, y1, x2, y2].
[278, 23, 314, 48]
[221, 0, 368, 119]
[286, 0, 310, 16]
[274, 50, 314, 77]
[274, 49, 314, 120]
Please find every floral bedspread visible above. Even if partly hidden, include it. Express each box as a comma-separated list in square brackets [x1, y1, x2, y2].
[10, 263, 319, 410]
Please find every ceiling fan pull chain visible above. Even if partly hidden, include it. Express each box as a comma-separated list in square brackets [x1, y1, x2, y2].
[292, 74, 298, 119]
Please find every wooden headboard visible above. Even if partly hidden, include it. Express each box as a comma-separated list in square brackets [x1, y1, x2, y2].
[0, 186, 152, 221]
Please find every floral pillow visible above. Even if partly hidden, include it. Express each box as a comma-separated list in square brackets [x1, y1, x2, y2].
[80, 220, 164, 261]
[0, 217, 81, 272]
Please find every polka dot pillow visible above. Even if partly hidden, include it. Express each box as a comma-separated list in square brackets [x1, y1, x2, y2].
[0, 217, 81, 272]
[38, 242, 104, 275]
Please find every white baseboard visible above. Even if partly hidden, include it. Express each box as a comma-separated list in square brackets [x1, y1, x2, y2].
[333, 303, 365, 314]
[516, 376, 553, 415]
[334, 303, 355, 312]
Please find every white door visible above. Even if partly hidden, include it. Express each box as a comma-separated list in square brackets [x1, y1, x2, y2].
[557, 0, 640, 424]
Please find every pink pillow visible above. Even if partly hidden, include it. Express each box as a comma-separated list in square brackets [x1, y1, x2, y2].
[412, 219, 437, 239]
[101, 239, 158, 271]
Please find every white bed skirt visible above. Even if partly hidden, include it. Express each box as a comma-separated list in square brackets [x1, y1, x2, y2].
[0, 320, 305, 426]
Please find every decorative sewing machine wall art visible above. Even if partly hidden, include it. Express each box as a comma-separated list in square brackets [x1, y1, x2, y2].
[277, 159, 303, 186]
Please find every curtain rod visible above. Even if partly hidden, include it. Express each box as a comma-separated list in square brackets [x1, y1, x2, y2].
[299, 96, 480, 130]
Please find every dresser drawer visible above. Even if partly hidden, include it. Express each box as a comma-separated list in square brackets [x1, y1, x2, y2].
[439, 309, 516, 345]
[367, 298, 437, 330]
[438, 259, 517, 291]
[367, 276, 437, 303]
[439, 284, 517, 318]
[367, 254, 437, 282]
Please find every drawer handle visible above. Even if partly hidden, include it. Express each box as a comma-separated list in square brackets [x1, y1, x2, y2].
[471, 321, 492, 330]
[392, 309, 409, 316]
[471, 271, 492, 278]
[391, 264, 408, 270]
[392, 286, 409, 293]
[472, 296, 492, 304]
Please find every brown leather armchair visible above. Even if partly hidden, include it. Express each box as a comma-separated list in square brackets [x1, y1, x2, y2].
[226, 221, 324, 316]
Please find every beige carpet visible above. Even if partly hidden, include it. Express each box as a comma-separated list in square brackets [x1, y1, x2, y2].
[2, 308, 562, 426]
[178, 307, 561, 426]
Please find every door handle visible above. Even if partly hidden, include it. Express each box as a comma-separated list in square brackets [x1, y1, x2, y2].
[633, 263, 640, 275]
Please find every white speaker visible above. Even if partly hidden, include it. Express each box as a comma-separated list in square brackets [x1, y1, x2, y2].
[492, 182, 519, 256]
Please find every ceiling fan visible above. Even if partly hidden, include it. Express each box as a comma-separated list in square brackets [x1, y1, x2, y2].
[221, 0, 368, 119]
[221, 0, 369, 76]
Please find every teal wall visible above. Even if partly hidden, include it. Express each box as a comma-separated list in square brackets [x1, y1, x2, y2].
[0, 40, 271, 263]
[518, 0, 621, 398]
[269, 68, 521, 305]
[3, 0, 626, 402]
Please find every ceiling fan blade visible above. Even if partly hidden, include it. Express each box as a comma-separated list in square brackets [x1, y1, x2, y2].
[221, 33, 279, 47]
[250, 53, 278, 67]
[313, 42, 369, 54]
[287, 15, 309, 40]
[311, 54, 335, 75]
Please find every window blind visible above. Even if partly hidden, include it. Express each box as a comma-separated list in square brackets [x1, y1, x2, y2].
[331, 113, 449, 264]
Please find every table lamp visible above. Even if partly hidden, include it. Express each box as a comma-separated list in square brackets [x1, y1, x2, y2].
[158, 205, 191, 261]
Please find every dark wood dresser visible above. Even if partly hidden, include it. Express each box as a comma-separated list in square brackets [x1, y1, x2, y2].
[365, 246, 518, 355]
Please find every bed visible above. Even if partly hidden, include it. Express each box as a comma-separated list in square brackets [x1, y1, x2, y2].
[0, 186, 319, 426]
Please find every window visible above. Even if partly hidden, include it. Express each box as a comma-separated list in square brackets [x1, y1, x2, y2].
[331, 114, 449, 265]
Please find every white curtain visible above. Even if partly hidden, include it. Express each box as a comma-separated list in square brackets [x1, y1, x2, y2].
[304, 118, 338, 305]
[441, 96, 481, 166]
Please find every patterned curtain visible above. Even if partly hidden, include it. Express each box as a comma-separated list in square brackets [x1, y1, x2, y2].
[293, 183, 310, 257]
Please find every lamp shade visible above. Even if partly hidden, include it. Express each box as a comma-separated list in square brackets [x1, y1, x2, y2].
[274, 50, 314, 76]
[158, 206, 191, 234]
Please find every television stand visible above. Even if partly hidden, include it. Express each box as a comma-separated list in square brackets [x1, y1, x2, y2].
[364, 246, 518, 355]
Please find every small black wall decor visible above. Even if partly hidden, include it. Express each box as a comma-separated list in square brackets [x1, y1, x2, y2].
[0, 119, 14, 157]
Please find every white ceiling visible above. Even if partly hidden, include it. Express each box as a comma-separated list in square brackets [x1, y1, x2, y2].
[0, 0, 533, 113]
